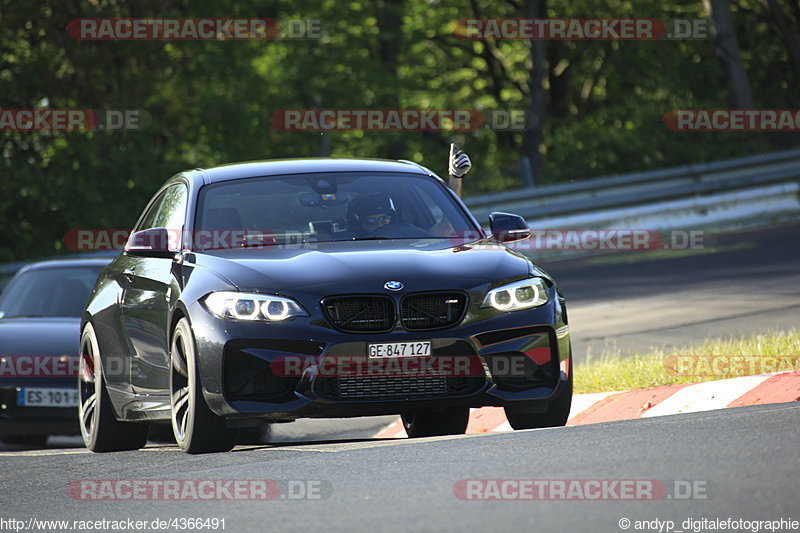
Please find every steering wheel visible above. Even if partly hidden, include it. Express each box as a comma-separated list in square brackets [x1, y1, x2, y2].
[369, 222, 432, 239]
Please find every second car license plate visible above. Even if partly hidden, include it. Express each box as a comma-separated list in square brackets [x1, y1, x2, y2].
[17, 388, 79, 408]
[368, 341, 431, 358]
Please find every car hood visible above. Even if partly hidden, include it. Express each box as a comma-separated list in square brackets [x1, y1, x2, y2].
[0, 317, 81, 356]
[193, 239, 545, 295]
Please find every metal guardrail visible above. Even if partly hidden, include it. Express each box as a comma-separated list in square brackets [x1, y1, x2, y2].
[464, 148, 800, 223]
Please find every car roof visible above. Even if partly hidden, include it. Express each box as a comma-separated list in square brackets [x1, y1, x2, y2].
[188, 158, 437, 184]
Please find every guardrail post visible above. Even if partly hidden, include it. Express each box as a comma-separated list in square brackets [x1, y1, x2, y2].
[519, 156, 534, 188]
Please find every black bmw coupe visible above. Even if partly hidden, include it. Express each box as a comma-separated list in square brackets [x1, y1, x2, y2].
[79, 158, 572, 453]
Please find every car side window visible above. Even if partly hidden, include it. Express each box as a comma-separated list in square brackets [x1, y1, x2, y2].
[134, 191, 167, 233]
[153, 184, 188, 231]
[133, 184, 188, 233]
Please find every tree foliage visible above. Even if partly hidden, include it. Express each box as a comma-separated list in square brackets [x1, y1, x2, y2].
[1, 0, 797, 262]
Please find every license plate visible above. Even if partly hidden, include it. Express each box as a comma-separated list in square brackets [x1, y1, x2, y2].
[17, 388, 79, 408]
[368, 341, 431, 358]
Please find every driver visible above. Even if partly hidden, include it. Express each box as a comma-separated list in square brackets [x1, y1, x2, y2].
[345, 147, 472, 237]
[346, 192, 398, 236]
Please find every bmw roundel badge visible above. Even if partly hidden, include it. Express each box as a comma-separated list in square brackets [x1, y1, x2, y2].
[384, 281, 404, 291]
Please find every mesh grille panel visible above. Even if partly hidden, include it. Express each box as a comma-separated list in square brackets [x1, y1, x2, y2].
[323, 296, 395, 332]
[401, 292, 466, 330]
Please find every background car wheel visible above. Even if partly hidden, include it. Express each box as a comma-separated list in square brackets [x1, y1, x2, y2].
[1, 435, 49, 447]
[170, 318, 238, 454]
[78, 322, 149, 452]
[504, 358, 573, 430]
[401, 406, 470, 438]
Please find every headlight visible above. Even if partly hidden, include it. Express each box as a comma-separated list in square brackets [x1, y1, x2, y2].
[203, 291, 308, 321]
[481, 278, 549, 312]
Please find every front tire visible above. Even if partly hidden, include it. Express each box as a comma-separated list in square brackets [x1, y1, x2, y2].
[170, 318, 237, 453]
[504, 359, 573, 430]
[79, 322, 148, 452]
[402, 407, 470, 438]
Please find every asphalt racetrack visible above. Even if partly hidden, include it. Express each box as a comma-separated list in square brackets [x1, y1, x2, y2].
[1, 403, 797, 532]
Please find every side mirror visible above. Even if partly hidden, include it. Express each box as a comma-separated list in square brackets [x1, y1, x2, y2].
[489, 212, 531, 243]
[124, 227, 176, 258]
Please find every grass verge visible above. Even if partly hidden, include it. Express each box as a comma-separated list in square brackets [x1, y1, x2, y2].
[574, 329, 800, 394]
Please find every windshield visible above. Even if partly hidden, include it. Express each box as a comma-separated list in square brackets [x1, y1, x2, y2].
[193, 172, 479, 250]
[0, 265, 104, 319]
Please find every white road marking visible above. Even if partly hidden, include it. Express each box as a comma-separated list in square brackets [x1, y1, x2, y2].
[493, 421, 513, 432]
[641, 374, 772, 418]
[568, 391, 621, 421]
[0, 448, 90, 457]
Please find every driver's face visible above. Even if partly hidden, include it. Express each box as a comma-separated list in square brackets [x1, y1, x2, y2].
[360, 212, 392, 232]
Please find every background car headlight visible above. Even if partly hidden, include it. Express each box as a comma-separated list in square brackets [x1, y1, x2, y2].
[203, 291, 307, 321]
[481, 278, 549, 311]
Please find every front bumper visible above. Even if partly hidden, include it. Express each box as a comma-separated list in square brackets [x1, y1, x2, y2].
[188, 298, 571, 424]
[0, 379, 79, 437]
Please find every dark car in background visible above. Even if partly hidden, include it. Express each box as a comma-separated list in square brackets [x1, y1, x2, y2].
[80, 158, 572, 454]
[0, 259, 109, 445]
